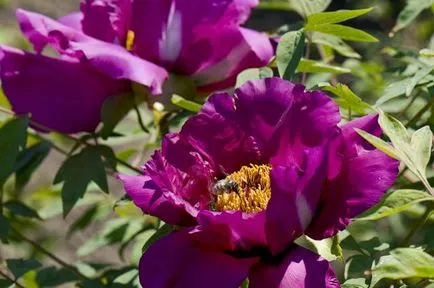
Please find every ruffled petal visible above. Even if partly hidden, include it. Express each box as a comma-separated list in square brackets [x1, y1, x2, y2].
[249, 246, 340, 288]
[190, 27, 273, 90]
[80, 0, 132, 43]
[267, 84, 341, 167]
[192, 210, 267, 251]
[139, 231, 256, 288]
[180, 92, 263, 175]
[16, 9, 167, 94]
[266, 147, 327, 255]
[0, 46, 126, 133]
[306, 114, 399, 240]
[58, 12, 83, 30]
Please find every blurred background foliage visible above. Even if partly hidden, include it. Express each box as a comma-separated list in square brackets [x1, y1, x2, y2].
[0, 0, 433, 287]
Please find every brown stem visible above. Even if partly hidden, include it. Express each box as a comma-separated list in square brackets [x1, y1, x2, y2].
[0, 266, 26, 288]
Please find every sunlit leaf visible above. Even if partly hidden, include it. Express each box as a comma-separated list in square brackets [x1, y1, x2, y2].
[320, 83, 374, 114]
[391, 0, 434, 34]
[306, 24, 378, 42]
[311, 32, 361, 58]
[357, 190, 434, 221]
[306, 8, 374, 27]
[290, 0, 331, 17]
[406, 66, 433, 96]
[372, 248, 434, 285]
[171, 94, 202, 113]
[276, 30, 305, 80]
[355, 129, 399, 159]
[295, 234, 343, 261]
[297, 59, 350, 74]
[236, 67, 274, 88]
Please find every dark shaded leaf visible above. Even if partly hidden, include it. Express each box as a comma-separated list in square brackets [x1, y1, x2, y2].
[36, 267, 78, 287]
[142, 224, 173, 252]
[4, 200, 41, 219]
[100, 93, 136, 139]
[0, 215, 8, 242]
[6, 258, 41, 279]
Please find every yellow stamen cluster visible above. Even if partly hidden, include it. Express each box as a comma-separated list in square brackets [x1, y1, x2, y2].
[126, 30, 135, 51]
[215, 164, 271, 213]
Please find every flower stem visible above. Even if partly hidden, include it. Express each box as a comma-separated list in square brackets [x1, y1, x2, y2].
[0, 268, 26, 288]
[400, 202, 434, 247]
[133, 101, 149, 134]
[10, 226, 89, 281]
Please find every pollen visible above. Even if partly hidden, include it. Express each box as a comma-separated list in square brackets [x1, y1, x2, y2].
[126, 30, 135, 51]
[215, 164, 271, 213]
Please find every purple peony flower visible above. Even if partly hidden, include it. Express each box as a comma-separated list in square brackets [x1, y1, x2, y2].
[0, 0, 273, 133]
[119, 78, 399, 288]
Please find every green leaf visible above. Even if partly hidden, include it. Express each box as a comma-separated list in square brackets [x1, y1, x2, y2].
[67, 205, 99, 238]
[7, 259, 42, 279]
[171, 94, 202, 113]
[0, 279, 14, 288]
[392, 0, 434, 34]
[289, 0, 331, 17]
[420, 48, 434, 57]
[355, 129, 399, 159]
[342, 278, 369, 288]
[379, 111, 433, 192]
[4, 200, 41, 219]
[100, 93, 136, 139]
[306, 8, 374, 27]
[142, 224, 174, 252]
[295, 235, 343, 261]
[54, 146, 111, 217]
[297, 59, 350, 74]
[345, 255, 373, 280]
[36, 267, 78, 287]
[276, 30, 305, 80]
[306, 24, 378, 42]
[14, 141, 52, 190]
[311, 32, 361, 58]
[0, 215, 8, 242]
[320, 83, 374, 114]
[0, 117, 28, 186]
[236, 67, 274, 88]
[406, 67, 434, 96]
[357, 190, 434, 221]
[372, 248, 434, 285]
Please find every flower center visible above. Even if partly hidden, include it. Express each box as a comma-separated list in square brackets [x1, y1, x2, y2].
[213, 164, 271, 213]
[126, 30, 135, 51]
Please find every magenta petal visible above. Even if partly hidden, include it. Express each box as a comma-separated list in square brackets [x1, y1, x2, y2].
[139, 231, 256, 288]
[0, 46, 126, 133]
[181, 92, 263, 174]
[16, 9, 168, 94]
[267, 85, 340, 166]
[118, 174, 196, 226]
[191, 27, 273, 90]
[58, 12, 83, 30]
[306, 114, 399, 240]
[249, 246, 340, 288]
[266, 147, 327, 255]
[193, 210, 267, 251]
[81, 0, 132, 43]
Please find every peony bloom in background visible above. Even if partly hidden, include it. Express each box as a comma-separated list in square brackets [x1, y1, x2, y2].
[0, 0, 273, 133]
[120, 78, 399, 288]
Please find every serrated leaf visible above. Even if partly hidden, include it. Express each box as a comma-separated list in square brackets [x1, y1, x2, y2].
[0, 215, 8, 242]
[142, 224, 174, 252]
[306, 24, 378, 42]
[355, 129, 399, 159]
[379, 111, 433, 192]
[321, 83, 374, 115]
[295, 235, 342, 261]
[392, 0, 434, 34]
[236, 67, 274, 88]
[100, 93, 136, 139]
[0, 117, 28, 186]
[297, 59, 350, 74]
[276, 30, 305, 80]
[14, 141, 52, 190]
[171, 94, 202, 113]
[311, 32, 361, 58]
[7, 259, 41, 279]
[4, 200, 41, 219]
[306, 8, 374, 27]
[372, 248, 434, 285]
[357, 189, 434, 221]
[54, 146, 111, 217]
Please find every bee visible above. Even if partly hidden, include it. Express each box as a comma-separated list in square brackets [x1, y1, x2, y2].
[212, 179, 240, 196]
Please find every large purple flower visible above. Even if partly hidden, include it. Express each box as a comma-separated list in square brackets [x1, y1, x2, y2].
[119, 78, 399, 287]
[0, 0, 273, 133]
